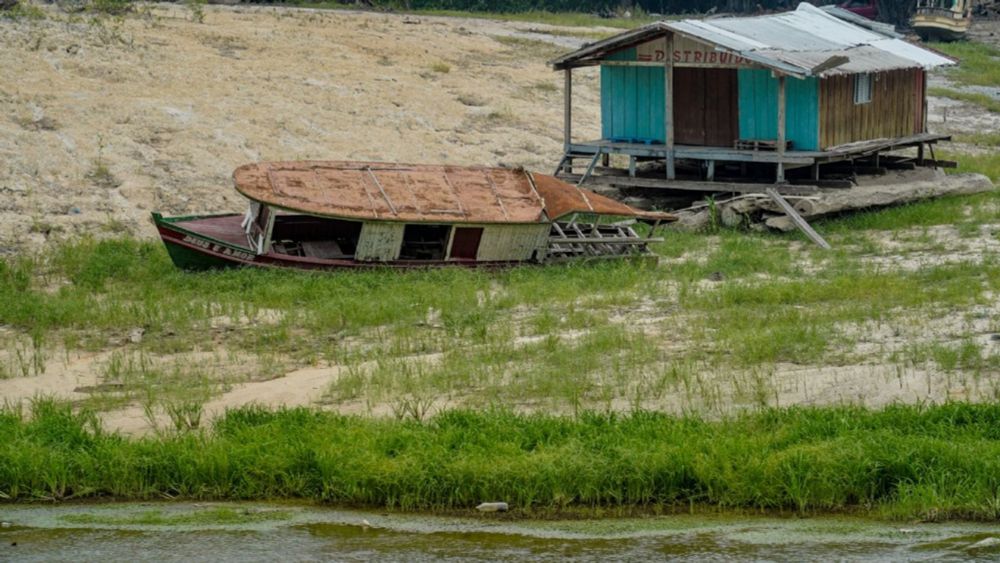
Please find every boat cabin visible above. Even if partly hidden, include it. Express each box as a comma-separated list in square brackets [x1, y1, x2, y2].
[913, 0, 972, 42]
[153, 162, 674, 271]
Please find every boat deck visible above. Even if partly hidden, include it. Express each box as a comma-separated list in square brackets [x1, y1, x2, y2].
[174, 215, 250, 249]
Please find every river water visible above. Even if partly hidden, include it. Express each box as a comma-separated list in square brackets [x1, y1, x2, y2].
[2, 503, 999, 561]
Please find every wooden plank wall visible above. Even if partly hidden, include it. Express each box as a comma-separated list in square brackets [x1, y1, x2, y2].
[738, 70, 820, 150]
[355, 222, 404, 261]
[476, 224, 550, 262]
[819, 69, 922, 150]
[601, 64, 667, 143]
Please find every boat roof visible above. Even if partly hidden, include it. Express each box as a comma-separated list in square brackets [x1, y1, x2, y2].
[233, 161, 673, 223]
[550, 3, 955, 77]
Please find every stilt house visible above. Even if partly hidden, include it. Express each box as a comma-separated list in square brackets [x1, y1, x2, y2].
[550, 3, 955, 187]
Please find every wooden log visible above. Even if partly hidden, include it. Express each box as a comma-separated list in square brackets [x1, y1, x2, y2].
[789, 178, 855, 189]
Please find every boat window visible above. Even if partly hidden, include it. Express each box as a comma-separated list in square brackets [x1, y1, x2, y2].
[399, 224, 450, 260]
[854, 73, 873, 105]
[270, 214, 362, 259]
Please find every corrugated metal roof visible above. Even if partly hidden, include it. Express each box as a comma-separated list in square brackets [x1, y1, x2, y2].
[551, 3, 955, 76]
[233, 162, 672, 224]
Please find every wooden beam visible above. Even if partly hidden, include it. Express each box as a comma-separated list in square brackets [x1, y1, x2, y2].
[578, 152, 601, 187]
[664, 34, 675, 180]
[765, 188, 831, 249]
[776, 74, 786, 184]
[563, 69, 572, 152]
[567, 142, 815, 164]
[919, 159, 958, 169]
[558, 173, 820, 195]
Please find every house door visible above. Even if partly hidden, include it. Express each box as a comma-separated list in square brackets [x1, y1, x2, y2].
[673, 68, 738, 147]
[449, 227, 483, 260]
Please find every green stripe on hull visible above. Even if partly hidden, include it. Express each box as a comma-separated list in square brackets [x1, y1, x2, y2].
[162, 241, 241, 271]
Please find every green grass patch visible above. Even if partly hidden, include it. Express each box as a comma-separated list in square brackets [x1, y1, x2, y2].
[59, 507, 291, 526]
[491, 34, 566, 60]
[953, 132, 1000, 147]
[290, 4, 659, 29]
[928, 41, 1000, 88]
[944, 150, 1000, 183]
[1, 1, 46, 20]
[6, 399, 1000, 521]
[928, 87, 1000, 113]
[60, 507, 292, 526]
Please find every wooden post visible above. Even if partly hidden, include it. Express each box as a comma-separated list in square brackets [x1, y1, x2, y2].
[776, 74, 786, 184]
[563, 68, 572, 152]
[922, 71, 928, 133]
[664, 34, 675, 180]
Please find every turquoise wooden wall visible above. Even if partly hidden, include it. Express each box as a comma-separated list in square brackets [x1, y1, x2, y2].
[599, 54, 822, 151]
[600, 48, 666, 143]
[737, 69, 819, 151]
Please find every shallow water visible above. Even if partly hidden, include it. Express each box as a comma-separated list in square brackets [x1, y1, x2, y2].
[2, 503, 1000, 562]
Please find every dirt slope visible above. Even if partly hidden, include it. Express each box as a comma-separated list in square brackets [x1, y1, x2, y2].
[0, 4, 603, 253]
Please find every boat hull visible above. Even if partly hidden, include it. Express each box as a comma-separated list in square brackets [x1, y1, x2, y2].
[912, 16, 970, 42]
[152, 212, 531, 271]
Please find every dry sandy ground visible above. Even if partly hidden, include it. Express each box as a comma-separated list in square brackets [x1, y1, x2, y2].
[1, 3, 605, 252]
[2, 5, 1000, 434]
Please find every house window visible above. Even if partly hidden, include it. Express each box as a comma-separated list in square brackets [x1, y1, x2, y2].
[854, 73, 873, 105]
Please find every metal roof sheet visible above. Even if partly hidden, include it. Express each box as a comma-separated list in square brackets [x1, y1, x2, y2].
[551, 3, 955, 76]
[233, 162, 671, 224]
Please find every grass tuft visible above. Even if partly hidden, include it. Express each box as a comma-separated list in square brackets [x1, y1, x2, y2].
[5, 400, 1000, 521]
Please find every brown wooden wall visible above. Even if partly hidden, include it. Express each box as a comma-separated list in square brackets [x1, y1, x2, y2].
[819, 69, 925, 150]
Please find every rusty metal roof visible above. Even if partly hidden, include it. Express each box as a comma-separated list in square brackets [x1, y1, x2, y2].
[551, 3, 955, 77]
[233, 162, 672, 224]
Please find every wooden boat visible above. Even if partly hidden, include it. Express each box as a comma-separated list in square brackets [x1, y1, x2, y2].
[153, 161, 675, 271]
[912, 0, 972, 41]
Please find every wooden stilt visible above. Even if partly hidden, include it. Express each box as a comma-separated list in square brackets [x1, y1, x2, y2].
[776, 74, 786, 184]
[563, 69, 572, 153]
[578, 152, 601, 186]
[664, 34, 675, 180]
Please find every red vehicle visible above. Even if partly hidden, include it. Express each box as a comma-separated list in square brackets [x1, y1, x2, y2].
[838, 0, 878, 20]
